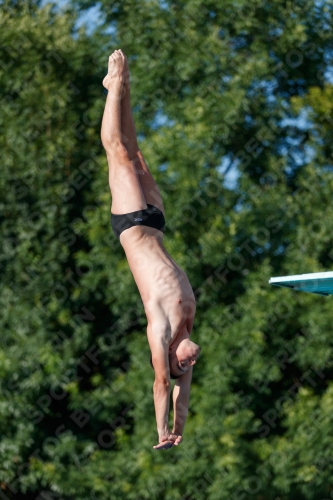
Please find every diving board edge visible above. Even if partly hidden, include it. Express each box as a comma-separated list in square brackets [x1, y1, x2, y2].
[269, 271, 333, 284]
[269, 271, 333, 296]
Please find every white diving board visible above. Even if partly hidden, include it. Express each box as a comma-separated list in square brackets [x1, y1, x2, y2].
[269, 271, 333, 296]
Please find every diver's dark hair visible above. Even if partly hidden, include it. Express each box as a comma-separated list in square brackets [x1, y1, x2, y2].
[150, 354, 181, 380]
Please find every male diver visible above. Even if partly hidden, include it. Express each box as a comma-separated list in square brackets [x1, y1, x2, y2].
[101, 49, 201, 450]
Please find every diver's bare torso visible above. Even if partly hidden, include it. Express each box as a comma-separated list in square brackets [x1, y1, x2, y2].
[120, 225, 196, 342]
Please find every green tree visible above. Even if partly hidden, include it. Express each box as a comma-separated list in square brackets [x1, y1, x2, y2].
[1, 0, 333, 498]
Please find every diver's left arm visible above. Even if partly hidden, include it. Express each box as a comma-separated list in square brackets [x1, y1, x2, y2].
[153, 367, 192, 450]
[172, 366, 193, 437]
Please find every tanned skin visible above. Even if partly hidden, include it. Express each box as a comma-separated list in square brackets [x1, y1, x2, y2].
[101, 49, 201, 450]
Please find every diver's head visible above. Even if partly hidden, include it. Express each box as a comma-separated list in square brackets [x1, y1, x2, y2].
[150, 339, 201, 379]
[168, 339, 201, 378]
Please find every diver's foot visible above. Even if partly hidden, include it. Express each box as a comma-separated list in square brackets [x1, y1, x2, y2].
[103, 49, 129, 98]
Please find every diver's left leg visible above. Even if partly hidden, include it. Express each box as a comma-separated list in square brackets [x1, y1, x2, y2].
[101, 50, 147, 214]
[119, 53, 165, 214]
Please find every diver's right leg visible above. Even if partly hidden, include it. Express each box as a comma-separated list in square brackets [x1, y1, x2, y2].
[101, 50, 147, 214]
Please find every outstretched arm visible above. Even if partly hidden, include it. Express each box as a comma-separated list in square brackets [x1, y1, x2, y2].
[148, 331, 173, 449]
[153, 367, 192, 450]
[148, 324, 189, 450]
[153, 380, 171, 435]
[172, 366, 193, 436]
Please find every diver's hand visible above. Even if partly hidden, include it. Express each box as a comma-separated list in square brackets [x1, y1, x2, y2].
[153, 433, 183, 450]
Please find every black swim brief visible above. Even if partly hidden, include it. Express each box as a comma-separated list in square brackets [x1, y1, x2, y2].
[111, 204, 165, 239]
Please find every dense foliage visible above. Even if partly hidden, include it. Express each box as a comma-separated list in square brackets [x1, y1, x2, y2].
[1, 0, 333, 498]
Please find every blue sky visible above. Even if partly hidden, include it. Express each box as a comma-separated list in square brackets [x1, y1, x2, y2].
[40, 0, 105, 35]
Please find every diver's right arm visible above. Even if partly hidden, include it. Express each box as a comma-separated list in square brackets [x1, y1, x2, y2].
[148, 331, 172, 442]
[153, 380, 171, 438]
